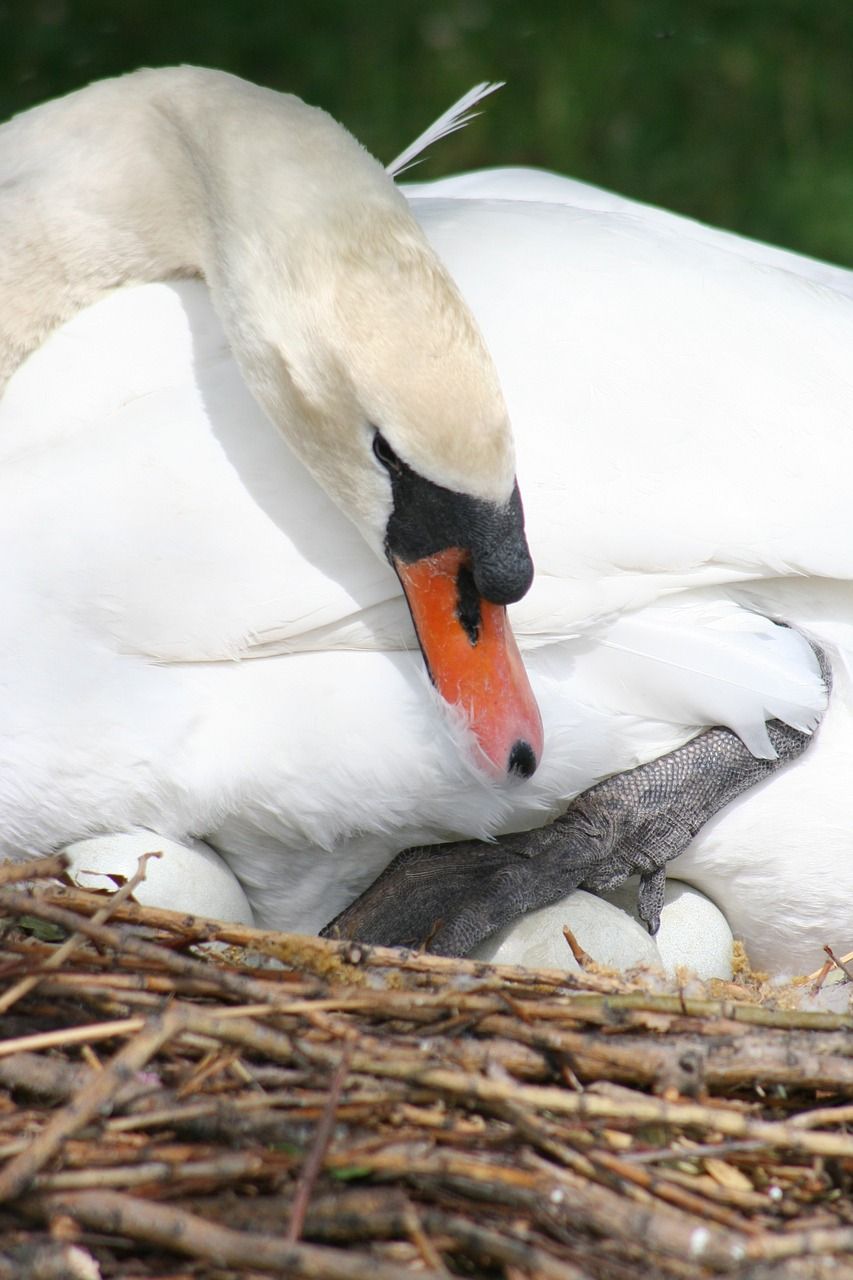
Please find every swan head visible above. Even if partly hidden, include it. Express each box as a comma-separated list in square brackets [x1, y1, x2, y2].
[220, 146, 542, 779]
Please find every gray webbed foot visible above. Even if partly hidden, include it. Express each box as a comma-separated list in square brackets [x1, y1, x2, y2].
[322, 643, 829, 958]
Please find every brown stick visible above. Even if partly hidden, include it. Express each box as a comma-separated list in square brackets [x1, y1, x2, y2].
[423, 1209, 590, 1279]
[0, 1008, 184, 1203]
[0, 854, 68, 886]
[0, 1240, 102, 1280]
[21, 883, 621, 993]
[30, 1189, 448, 1279]
[409, 1149, 749, 1271]
[471, 1011, 853, 1092]
[562, 925, 592, 968]
[0, 886, 290, 1004]
[745, 1225, 853, 1264]
[823, 945, 853, 982]
[0, 1016, 147, 1060]
[23, 884, 853, 1033]
[501, 1099, 752, 1232]
[401, 1199, 450, 1275]
[788, 1102, 853, 1129]
[19, 885, 853, 1035]
[105, 1084, 406, 1137]
[293, 1042, 853, 1160]
[33, 1151, 264, 1192]
[0, 1052, 93, 1102]
[0, 851, 161, 1015]
[287, 1044, 353, 1243]
[0, 1001, 274, 1062]
[590, 1149, 759, 1233]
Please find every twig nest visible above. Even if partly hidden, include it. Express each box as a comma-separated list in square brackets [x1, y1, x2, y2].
[470, 882, 734, 980]
[62, 832, 254, 925]
[801, 967, 852, 1014]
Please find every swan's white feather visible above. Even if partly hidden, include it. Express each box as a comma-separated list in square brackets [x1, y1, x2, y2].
[562, 600, 825, 758]
[385, 82, 504, 178]
[405, 165, 853, 298]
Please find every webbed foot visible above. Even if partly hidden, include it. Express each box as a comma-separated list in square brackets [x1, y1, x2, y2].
[322, 644, 829, 957]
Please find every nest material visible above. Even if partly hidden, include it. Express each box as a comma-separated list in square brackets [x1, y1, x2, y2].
[0, 855, 851, 1279]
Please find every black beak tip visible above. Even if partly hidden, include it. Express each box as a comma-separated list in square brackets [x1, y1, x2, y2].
[508, 739, 537, 779]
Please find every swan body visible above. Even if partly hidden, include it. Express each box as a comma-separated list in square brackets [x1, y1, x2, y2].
[2, 71, 851, 975]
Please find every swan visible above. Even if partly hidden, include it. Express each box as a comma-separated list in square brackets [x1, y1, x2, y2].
[1, 67, 542, 776]
[1, 69, 848, 976]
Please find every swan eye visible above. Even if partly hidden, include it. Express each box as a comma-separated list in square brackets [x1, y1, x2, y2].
[372, 430, 403, 475]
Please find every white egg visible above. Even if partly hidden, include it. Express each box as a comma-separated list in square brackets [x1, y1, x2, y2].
[62, 831, 254, 925]
[471, 880, 734, 980]
[470, 888, 662, 972]
[602, 879, 734, 981]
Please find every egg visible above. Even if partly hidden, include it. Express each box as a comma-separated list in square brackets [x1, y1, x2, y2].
[472, 881, 734, 980]
[62, 832, 254, 925]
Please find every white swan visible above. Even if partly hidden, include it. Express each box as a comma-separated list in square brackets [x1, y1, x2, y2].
[1, 69, 849, 976]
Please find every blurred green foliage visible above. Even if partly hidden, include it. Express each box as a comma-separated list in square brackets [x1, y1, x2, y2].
[3, 0, 853, 264]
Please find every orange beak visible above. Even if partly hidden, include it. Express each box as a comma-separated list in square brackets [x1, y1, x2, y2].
[395, 548, 544, 779]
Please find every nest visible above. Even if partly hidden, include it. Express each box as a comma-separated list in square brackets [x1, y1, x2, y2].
[0, 855, 851, 1280]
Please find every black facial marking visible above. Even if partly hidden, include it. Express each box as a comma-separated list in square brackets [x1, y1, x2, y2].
[455, 564, 482, 645]
[376, 429, 533, 606]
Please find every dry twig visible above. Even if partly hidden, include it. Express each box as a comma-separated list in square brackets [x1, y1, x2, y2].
[0, 863, 850, 1278]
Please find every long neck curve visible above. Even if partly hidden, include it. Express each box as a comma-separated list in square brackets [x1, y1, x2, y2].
[0, 66, 518, 530]
[0, 66, 407, 390]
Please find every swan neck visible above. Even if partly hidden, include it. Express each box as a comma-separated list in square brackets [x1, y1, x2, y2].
[0, 66, 380, 391]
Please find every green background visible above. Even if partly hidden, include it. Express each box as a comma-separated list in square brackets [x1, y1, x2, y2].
[3, 1, 852, 265]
